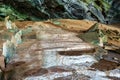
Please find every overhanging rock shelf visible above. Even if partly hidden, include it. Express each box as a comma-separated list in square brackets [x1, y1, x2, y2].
[1, 23, 119, 80]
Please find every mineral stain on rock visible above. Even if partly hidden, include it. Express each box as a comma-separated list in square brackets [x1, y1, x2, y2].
[12, 61, 26, 67]
[23, 68, 48, 77]
[91, 59, 120, 71]
[48, 66, 75, 73]
[59, 50, 95, 56]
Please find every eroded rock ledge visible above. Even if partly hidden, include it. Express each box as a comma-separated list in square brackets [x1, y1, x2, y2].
[0, 19, 120, 80]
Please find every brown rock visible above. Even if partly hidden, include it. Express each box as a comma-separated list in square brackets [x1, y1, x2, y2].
[0, 54, 5, 71]
[91, 59, 120, 71]
[23, 68, 48, 77]
[48, 66, 74, 73]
